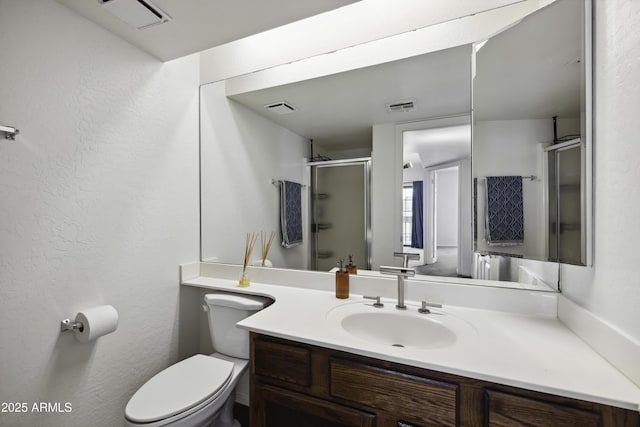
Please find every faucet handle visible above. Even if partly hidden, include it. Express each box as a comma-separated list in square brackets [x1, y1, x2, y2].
[393, 252, 420, 267]
[380, 266, 415, 277]
[363, 295, 384, 308]
[418, 300, 442, 314]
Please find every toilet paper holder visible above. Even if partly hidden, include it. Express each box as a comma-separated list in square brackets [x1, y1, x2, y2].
[59, 305, 119, 342]
[60, 318, 84, 333]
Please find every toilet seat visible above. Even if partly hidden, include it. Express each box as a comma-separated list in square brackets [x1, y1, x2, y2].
[125, 354, 234, 425]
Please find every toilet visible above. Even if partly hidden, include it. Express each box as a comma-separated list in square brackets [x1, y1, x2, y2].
[124, 292, 270, 427]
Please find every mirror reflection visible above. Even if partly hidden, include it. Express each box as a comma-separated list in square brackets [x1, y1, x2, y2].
[400, 118, 473, 279]
[200, 0, 589, 291]
[472, 0, 590, 267]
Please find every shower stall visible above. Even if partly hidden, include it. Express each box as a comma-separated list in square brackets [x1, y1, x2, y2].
[309, 158, 371, 271]
[546, 138, 583, 264]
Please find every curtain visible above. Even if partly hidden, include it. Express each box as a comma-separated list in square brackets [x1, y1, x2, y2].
[411, 180, 424, 248]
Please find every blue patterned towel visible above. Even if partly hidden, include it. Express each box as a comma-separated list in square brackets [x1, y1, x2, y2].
[280, 180, 303, 248]
[485, 176, 524, 246]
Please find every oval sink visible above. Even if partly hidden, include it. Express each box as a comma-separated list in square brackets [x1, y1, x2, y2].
[326, 302, 476, 350]
[341, 311, 456, 349]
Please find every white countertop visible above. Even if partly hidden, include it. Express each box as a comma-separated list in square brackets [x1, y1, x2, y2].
[183, 276, 640, 412]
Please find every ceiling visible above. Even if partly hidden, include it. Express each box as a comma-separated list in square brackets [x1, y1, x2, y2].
[55, 0, 359, 61]
[225, 0, 580, 163]
[474, 0, 582, 120]
[57, 0, 579, 166]
[229, 45, 472, 151]
[403, 125, 471, 169]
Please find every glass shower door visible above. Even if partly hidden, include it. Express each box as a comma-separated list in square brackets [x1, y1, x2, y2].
[311, 160, 371, 271]
[548, 142, 582, 264]
[556, 145, 582, 264]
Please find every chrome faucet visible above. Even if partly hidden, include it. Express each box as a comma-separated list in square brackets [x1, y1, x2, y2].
[393, 251, 420, 268]
[379, 266, 415, 309]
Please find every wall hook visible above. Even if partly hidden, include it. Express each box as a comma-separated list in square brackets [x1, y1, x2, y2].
[0, 125, 19, 140]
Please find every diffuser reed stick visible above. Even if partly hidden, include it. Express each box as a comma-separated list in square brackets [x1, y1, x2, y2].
[240, 232, 258, 286]
[261, 231, 276, 266]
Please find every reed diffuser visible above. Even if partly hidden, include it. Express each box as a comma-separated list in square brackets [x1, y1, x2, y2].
[239, 232, 258, 287]
[260, 231, 276, 267]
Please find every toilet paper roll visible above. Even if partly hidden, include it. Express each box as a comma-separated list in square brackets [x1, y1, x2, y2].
[74, 305, 119, 343]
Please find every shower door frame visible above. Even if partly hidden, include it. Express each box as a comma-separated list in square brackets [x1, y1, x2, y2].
[544, 138, 585, 264]
[309, 157, 372, 271]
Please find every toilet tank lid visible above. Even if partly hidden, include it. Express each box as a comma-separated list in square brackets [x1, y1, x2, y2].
[204, 293, 271, 311]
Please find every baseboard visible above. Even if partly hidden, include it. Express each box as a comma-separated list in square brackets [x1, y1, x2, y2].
[558, 295, 640, 390]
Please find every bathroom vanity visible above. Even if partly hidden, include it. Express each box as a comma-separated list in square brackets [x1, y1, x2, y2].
[181, 265, 640, 427]
[250, 333, 637, 426]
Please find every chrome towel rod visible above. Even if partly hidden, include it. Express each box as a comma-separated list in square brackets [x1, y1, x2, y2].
[478, 175, 537, 181]
[271, 179, 307, 189]
[0, 125, 19, 140]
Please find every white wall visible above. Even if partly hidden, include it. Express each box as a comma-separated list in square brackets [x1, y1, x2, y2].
[561, 0, 640, 342]
[200, 82, 308, 269]
[323, 146, 372, 160]
[436, 168, 459, 247]
[458, 157, 474, 276]
[474, 119, 553, 258]
[371, 124, 401, 269]
[0, 1, 200, 426]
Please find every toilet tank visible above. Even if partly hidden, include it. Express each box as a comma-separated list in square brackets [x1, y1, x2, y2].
[204, 293, 270, 359]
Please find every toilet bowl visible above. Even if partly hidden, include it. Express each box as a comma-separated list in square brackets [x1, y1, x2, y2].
[124, 293, 270, 427]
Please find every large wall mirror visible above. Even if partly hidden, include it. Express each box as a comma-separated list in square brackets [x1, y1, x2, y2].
[200, 0, 590, 291]
[472, 0, 592, 270]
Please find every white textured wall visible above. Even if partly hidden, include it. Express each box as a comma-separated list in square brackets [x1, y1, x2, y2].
[200, 82, 308, 269]
[0, 1, 200, 426]
[436, 168, 459, 247]
[561, 0, 640, 342]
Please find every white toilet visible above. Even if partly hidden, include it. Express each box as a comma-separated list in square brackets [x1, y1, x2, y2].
[124, 293, 270, 427]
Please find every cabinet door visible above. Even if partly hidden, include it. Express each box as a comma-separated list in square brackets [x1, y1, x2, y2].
[253, 383, 376, 427]
[253, 337, 311, 387]
[485, 390, 601, 427]
[330, 358, 458, 426]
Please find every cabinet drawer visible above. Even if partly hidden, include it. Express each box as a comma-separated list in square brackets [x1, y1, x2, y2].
[253, 337, 311, 387]
[254, 384, 376, 427]
[485, 390, 601, 427]
[330, 358, 458, 426]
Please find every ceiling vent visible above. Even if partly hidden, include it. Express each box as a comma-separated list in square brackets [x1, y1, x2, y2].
[99, 0, 172, 30]
[385, 100, 415, 114]
[264, 102, 297, 115]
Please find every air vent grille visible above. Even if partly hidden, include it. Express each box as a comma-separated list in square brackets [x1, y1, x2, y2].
[385, 100, 415, 114]
[264, 102, 297, 115]
[99, 0, 171, 30]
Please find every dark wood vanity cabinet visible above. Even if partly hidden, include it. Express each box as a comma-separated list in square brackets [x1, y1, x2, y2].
[254, 384, 376, 427]
[250, 333, 640, 427]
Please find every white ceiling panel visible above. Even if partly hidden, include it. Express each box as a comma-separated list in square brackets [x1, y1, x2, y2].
[55, 0, 359, 60]
[229, 45, 472, 150]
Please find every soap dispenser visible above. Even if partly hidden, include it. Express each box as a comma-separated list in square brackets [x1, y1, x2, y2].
[346, 254, 357, 275]
[335, 259, 349, 299]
